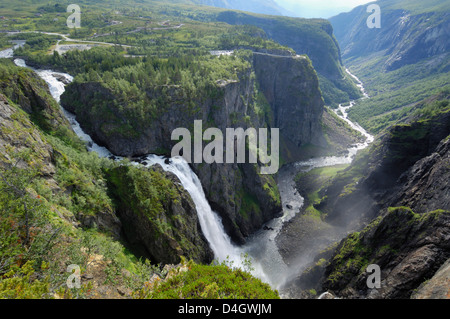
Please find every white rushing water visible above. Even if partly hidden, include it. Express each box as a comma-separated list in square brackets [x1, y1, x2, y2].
[141, 155, 270, 283]
[0, 40, 25, 59]
[293, 69, 374, 171]
[13, 59, 115, 159]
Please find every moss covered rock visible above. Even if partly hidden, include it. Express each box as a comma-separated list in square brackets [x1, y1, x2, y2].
[106, 164, 214, 265]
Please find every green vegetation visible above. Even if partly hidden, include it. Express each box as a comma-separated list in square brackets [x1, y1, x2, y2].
[212, 10, 360, 106]
[325, 207, 450, 290]
[56, 48, 253, 140]
[135, 258, 279, 299]
[0, 0, 359, 107]
[295, 164, 349, 220]
[329, 0, 449, 133]
[382, 0, 450, 14]
[343, 39, 450, 134]
[0, 89, 159, 298]
[0, 35, 13, 51]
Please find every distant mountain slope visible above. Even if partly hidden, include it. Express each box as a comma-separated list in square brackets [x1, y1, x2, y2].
[189, 0, 292, 16]
[328, 0, 450, 134]
[160, 0, 362, 105]
[274, 0, 362, 18]
[329, 0, 450, 70]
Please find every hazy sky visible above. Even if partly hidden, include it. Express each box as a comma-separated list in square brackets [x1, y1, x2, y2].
[275, 0, 377, 18]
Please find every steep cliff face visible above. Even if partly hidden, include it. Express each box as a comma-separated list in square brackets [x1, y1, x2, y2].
[215, 11, 362, 105]
[61, 51, 326, 243]
[412, 258, 450, 299]
[106, 165, 214, 264]
[323, 207, 450, 299]
[330, 0, 450, 71]
[290, 93, 450, 298]
[62, 53, 325, 159]
[252, 53, 326, 151]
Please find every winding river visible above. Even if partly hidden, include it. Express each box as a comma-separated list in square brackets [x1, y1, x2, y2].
[1, 43, 373, 295]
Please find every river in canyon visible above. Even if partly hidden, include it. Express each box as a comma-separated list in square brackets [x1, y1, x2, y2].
[2, 43, 373, 297]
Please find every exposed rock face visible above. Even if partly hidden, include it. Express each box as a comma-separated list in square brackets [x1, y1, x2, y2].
[322, 208, 450, 299]
[290, 93, 450, 298]
[412, 258, 450, 299]
[252, 53, 326, 150]
[387, 136, 450, 214]
[216, 11, 344, 80]
[330, 3, 450, 71]
[215, 11, 362, 105]
[317, 99, 450, 229]
[61, 52, 326, 243]
[62, 53, 325, 160]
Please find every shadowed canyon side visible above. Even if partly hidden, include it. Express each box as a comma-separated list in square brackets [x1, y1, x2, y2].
[60, 51, 329, 244]
[329, 0, 450, 71]
[275, 0, 450, 299]
[284, 75, 450, 300]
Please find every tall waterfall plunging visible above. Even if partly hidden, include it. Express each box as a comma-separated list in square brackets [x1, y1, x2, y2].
[141, 155, 269, 282]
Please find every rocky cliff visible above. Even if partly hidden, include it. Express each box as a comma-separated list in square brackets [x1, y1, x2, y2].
[318, 94, 450, 229]
[323, 206, 449, 299]
[61, 51, 327, 243]
[215, 11, 362, 105]
[289, 92, 450, 298]
[106, 164, 214, 264]
[329, 0, 450, 71]
[252, 53, 326, 150]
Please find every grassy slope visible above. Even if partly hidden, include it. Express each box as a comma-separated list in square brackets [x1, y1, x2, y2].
[346, 55, 450, 134]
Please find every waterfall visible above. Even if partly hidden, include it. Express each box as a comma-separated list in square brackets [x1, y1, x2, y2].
[140, 156, 270, 283]
[142, 156, 242, 263]
[0, 40, 25, 59]
[10, 57, 269, 283]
